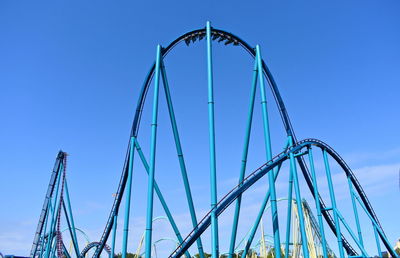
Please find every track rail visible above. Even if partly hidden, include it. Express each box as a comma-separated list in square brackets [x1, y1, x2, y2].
[81, 242, 111, 257]
[168, 138, 390, 257]
[31, 151, 65, 258]
[93, 25, 297, 258]
[92, 26, 389, 257]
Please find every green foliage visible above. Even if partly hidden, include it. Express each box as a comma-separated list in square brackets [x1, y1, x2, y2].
[194, 253, 211, 258]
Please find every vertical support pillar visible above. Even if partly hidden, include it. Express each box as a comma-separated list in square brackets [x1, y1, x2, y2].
[122, 137, 136, 258]
[308, 147, 328, 258]
[284, 155, 294, 258]
[288, 136, 309, 258]
[44, 163, 63, 258]
[49, 236, 57, 258]
[111, 214, 118, 258]
[354, 195, 397, 257]
[241, 161, 285, 258]
[322, 149, 345, 258]
[206, 21, 219, 258]
[40, 201, 52, 258]
[335, 209, 368, 256]
[64, 180, 80, 257]
[62, 201, 79, 257]
[145, 44, 162, 258]
[228, 52, 258, 258]
[135, 139, 191, 258]
[347, 175, 364, 248]
[160, 61, 205, 258]
[256, 45, 281, 258]
[373, 224, 382, 256]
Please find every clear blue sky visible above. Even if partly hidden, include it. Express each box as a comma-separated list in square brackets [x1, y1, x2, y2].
[1, 1, 399, 256]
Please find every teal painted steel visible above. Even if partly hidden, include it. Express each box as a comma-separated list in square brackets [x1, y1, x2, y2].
[111, 214, 117, 258]
[206, 21, 219, 258]
[354, 194, 397, 256]
[40, 201, 51, 258]
[160, 61, 205, 258]
[50, 237, 57, 258]
[134, 139, 191, 258]
[289, 136, 310, 258]
[240, 168, 282, 258]
[373, 223, 382, 256]
[145, 44, 162, 258]
[347, 175, 364, 247]
[169, 139, 343, 257]
[307, 147, 328, 258]
[29, 25, 398, 258]
[63, 180, 80, 257]
[44, 162, 63, 258]
[91, 26, 393, 257]
[335, 209, 368, 256]
[284, 155, 294, 258]
[323, 149, 345, 258]
[228, 51, 259, 258]
[62, 202, 79, 257]
[121, 137, 136, 258]
[240, 140, 288, 258]
[256, 45, 282, 258]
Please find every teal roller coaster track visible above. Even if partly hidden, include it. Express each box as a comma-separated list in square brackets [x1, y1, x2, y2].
[30, 22, 398, 258]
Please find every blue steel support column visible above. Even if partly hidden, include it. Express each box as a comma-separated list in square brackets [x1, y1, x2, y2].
[334, 209, 369, 256]
[145, 44, 162, 258]
[307, 147, 328, 258]
[322, 149, 344, 258]
[44, 163, 63, 258]
[256, 45, 281, 258]
[206, 21, 219, 258]
[134, 137, 191, 258]
[228, 53, 258, 258]
[242, 143, 289, 258]
[48, 205, 61, 258]
[241, 166, 283, 258]
[288, 136, 309, 258]
[49, 236, 57, 258]
[40, 201, 52, 258]
[241, 141, 288, 258]
[110, 214, 117, 258]
[373, 224, 382, 256]
[354, 195, 397, 256]
[347, 176, 364, 248]
[62, 201, 79, 258]
[160, 61, 205, 258]
[284, 155, 294, 258]
[122, 137, 136, 258]
[63, 180, 80, 257]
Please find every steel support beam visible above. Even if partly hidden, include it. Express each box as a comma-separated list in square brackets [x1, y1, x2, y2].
[206, 21, 219, 258]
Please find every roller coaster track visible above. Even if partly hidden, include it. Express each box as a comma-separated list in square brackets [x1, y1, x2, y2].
[167, 138, 388, 257]
[90, 24, 396, 258]
[93, 24, 299, 258]
[80, 242, 111, 257]
[31, 152, 81, 258]
[31, 22, 398, 258]
[31, 151, 65, 257]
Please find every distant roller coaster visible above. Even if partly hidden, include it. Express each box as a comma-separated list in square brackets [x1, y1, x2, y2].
[31, 22, 398, 258]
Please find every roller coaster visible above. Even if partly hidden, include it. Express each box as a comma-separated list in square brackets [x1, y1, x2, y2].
[30, 22, 398, 258]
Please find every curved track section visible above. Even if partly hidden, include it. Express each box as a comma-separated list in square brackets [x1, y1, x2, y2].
[93, 26, 298, 257]
[89, 25, 393, 257]
[168, 138, 389, 257]
[81, 242, 111, 257]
